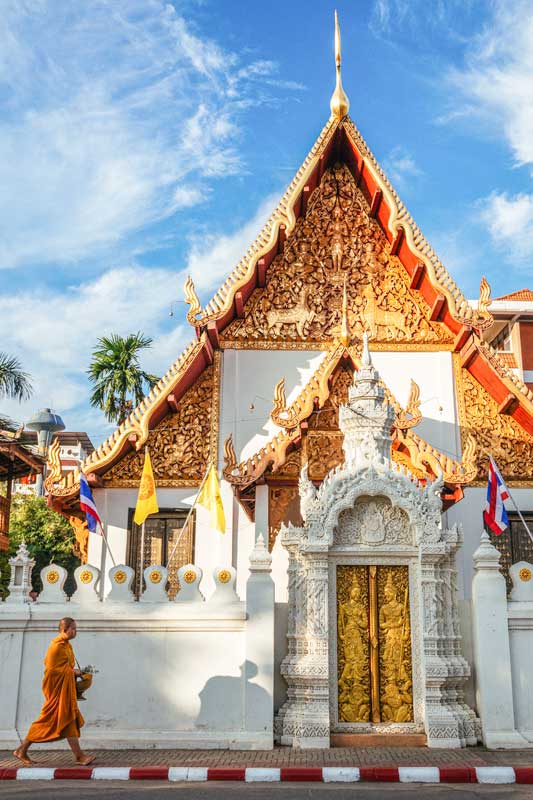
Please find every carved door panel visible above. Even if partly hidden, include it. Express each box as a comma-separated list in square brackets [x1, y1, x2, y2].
[336, 565, 413, 724]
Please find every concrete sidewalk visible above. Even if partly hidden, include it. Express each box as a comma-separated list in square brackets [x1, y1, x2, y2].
[2, 745, 533, 769]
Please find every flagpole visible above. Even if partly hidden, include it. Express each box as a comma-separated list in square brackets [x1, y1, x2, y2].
[138, 520, 146, 599]
[99, 520, 116, 568]
[490, 454, 533, 547]
[166, 462, 212, 568]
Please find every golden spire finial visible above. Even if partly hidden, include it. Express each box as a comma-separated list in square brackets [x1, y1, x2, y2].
[330, 10, 350, 120]
[340, 275, 350, 346]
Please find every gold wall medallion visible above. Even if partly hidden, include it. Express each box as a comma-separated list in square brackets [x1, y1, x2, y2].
[519, 567, 532, 582]
[79, 569, 93, 584]
[336, 564, 413, 724]
[46, 570, 59, 584]
[183, 570, 196, 584]
[114, 570, 127, 585]
[149, 570, 162, 584]
[218, 569, 231, 584]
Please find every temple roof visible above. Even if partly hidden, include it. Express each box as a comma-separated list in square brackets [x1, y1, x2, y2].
[46, 31, 533, 507]
[494, 289, 533, 303]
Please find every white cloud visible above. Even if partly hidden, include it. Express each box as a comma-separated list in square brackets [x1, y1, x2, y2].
[479, 191, 533, 265]
[0, 1, 303, 269]
[446, 1, 533, 167]
[382, 146, 422, 190]
[185, 193, 282, 291]
[0, 265, 191, 439]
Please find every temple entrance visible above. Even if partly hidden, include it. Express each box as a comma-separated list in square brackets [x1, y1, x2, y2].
[336, 565, 413, 725]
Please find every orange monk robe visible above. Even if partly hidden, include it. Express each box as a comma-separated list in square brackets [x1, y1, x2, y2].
[27, 635, 84, 743]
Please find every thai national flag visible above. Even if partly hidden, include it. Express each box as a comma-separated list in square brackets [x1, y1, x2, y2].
[79, 471, 103, 534]
[483, 456, 510, 535]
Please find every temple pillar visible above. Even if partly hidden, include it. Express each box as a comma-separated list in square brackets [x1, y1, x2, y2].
[472, 531, 528, 748]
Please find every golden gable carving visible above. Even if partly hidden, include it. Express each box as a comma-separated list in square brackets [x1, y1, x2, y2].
[221, 164, 453, 349]
[454, 354, 533, 484]
[103, 355, 220, 487]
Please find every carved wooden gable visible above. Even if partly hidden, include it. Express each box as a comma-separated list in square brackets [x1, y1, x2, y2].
[454, 355, 533, 484]
[221, 164, 453, 349]
[103, 356, 220, 487]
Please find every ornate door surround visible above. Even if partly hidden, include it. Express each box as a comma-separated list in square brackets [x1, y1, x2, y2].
[275, 336, 479, 749]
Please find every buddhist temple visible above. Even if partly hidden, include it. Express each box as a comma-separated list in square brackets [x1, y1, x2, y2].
[22, 12, 533, 749]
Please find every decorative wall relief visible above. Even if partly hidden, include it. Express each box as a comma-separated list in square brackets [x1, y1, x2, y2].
[454, 355, 533, 484]
[335, 497, 411, 547]
[221, 164, 453, 349]
[103, 355, 220, 487]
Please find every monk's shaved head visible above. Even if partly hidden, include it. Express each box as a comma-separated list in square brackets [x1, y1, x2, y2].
[59, 617, 76, 632]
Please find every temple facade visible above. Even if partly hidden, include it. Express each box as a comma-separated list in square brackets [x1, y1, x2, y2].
[38, 18, 533, 749]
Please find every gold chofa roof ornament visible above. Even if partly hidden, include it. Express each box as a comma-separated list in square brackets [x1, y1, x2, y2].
[330, 10, 350, 120]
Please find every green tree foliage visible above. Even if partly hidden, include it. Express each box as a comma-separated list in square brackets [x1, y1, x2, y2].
[88, 332, 159, 424]
[0, 495, 79, 599]
[0, 352, 33, 402]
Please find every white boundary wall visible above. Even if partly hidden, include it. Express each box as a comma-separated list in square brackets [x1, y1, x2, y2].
[0, 539, 274, 750]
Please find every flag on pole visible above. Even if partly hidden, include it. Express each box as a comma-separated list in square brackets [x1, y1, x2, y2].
[79, 471, 103, 534]
[483, 455, 510, 535]
[197, 463, 226, 533]
[134, 449, 159, 525]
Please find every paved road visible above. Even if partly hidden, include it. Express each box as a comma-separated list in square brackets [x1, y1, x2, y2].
[0, 782, 529, 799]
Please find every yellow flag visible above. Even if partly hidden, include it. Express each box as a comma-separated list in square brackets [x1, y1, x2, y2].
[134, 449, 159, 525]
[197, 463, 226, 533]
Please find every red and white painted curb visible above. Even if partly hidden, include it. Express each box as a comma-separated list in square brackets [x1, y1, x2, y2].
[0, 765, 532, 783]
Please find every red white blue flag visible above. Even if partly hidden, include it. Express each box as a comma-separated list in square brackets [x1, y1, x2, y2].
[483, 456, 509, 535]
[79, 471, 103, 534]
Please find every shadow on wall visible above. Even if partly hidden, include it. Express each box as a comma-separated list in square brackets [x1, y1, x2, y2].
[196, 660, 270, 731]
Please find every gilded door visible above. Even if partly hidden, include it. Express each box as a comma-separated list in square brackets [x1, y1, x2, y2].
[336, 565, 413, 724]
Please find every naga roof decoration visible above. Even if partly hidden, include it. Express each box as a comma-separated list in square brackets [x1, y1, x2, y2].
[222, 345, 477, 493]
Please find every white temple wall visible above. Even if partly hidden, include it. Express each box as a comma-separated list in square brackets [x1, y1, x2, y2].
[0, 542, 275, 750]
[219, 349, 323, 462]
[366, 351, 459, 458]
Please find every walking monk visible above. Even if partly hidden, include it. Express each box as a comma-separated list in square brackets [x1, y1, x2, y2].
[13, 617, 95, 766]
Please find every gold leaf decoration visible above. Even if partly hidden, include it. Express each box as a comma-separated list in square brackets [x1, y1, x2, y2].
[221, 164, 453, 349]
[103, 357, 220, 487]
[184, 275, 202, 325]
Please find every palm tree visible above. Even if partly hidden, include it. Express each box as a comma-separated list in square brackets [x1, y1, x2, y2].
[0, 352, 33, 403]
[88, 333, 159, 424]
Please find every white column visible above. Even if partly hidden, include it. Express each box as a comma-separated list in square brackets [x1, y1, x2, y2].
[472, 531, 529, 748]
[255, 484, 269, 543]
[244, 534, 274, 749]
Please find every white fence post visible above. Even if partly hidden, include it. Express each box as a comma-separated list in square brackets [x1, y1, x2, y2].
[244, 534, 274, 749]
[472, 531, 528, 748]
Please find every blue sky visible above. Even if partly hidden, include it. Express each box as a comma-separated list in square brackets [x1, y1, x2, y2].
[1, 0, 533, 444]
